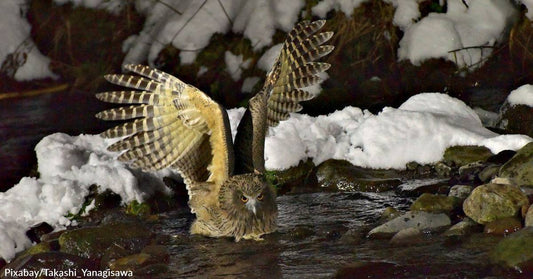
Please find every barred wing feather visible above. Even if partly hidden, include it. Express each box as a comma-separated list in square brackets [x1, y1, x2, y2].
[96, 64, 234, 187]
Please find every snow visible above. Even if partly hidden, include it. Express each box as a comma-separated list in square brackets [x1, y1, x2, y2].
[225, 51, 251, 81]
[312, 0, 368, 17]
[385, 0, 420, 30]
[0, 133, 173, 261]
[264, 93, 532, 170]
[0, 0, 57, 81]
[507, 84, 533, 107]
[257, 43, 283, 72]
[520, 0, 533, 19]
[398, 0, 517, 69]
[53, 0, 125, 14]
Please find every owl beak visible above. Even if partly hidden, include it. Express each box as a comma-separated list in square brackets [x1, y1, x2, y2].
[246, 198, 257, 215]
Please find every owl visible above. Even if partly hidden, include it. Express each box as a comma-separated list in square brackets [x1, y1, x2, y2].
[95, 20, 334, 241]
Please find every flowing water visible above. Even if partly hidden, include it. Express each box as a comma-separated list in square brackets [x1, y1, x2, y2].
[1, 91, 526, 278]
[157, 191, 524, 279]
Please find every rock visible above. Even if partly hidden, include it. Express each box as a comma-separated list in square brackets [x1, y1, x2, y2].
[59, 221, 152, 261]
[484, 216, 522, 236]
[443, 145, 493, 167]
[478, 165, 501, 183]
[109, 253, 151, 271]
[526, 205, 533, 227]
[448, 185, 473, 200]
[443, 217, 482, 236]
[266, 159, 316, 194]
[458, 161, 486, 180]
[368, 211, 451, 237]
[390, 227, 423, 245]
[19, 241, 59, 258]
[490, 227, 533, 272]
[499, 142, 533, 187]
[2, 252, 96, 277]
[379, 207, 402, 222]
[498, 102, 533, 137]
[410, 193, 460, 214]
[434, 162, 452, 177]
[316, 159, 402, 192]
[398, 179, 450, 197]
[486, 150, 516, 164]
[463, 183, 529, 224]
[25, 222, 54, 243]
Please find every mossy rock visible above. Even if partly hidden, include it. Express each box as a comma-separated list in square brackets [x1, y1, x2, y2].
[266, 159, 316, 194]
[463, 183, 529, 224]
[490, 227, 533, 271]
[410, 193, 460, 214]
[498, 103, 533, 138]
[443, 145, 494, 167]
[499, 142, 533, 187]
[59, 221, 152, 260]
[316, 159, 402, 192]
[3, 252, 96, 276]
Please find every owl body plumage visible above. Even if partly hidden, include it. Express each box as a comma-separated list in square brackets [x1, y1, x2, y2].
[96, 20, 334, 241]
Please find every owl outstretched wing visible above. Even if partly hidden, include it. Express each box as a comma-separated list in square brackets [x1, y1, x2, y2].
[234, 20, 334, 174]
[96, 64, 234, 187]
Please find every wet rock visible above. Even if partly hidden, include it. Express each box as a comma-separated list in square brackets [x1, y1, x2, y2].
[463, 183, 529, 224]
[410, 193, 460, 214]
[41, 230, 66, 242]
[379, 207, 402, 222]
[287, 225, 315, 240]
[19, 240, 59, 258]
[100, 243, 132, 269]
[25, 222, 54, 243]
[448, 185, 473, 200]
[490, 227, 533, 271]
[486, 150, 516, 164]
[390, 227, 423, 245]
[484, 216, 522, 236]
[109, 253, 151, 271]
[316, 159, 402, 192]
[478, 165, 501, 183]
[368, 211, 451, 238]
[443, 217, 482, 236]
[2, 252, 96, 277]
[498, 102, 533, 137]
[458, 161, 486, 180]
[339, 229, 365, 244]
[59, 221, 152, 261]
[434, 162, 452, 177]
[398, 179, 450, 197]
[141, 245, 169, 263]
[525, 205, 533, 227]
[266, 159, 316, 194]
[443, 145, 493, 167]
[499, 142, 533, 187]
[135, 263, 169, 275]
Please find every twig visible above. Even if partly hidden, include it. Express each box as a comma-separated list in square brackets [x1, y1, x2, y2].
[156, 0, 183, 15]
[171, 0, 208, 43]
[217, 0, 233, 25]
[0, 84, 69, 100]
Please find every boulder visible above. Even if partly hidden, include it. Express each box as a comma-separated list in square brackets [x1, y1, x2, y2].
[448, 185, 473, 200]
[443, 146, 493, 167]
[368, 211, 451, 237]
[316, 159, 401, 192]
[490, 227, 533, 272]
[499, 142, 533, 187]
[463, 183, 529, 224]
[484, 216, 522, 236]
[410, 193, 460, 214]
[59, 221, 152, 260]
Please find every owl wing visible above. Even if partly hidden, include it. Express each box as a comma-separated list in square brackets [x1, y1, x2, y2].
[233, 20, 334, 174]
[96, 64, 234, 187]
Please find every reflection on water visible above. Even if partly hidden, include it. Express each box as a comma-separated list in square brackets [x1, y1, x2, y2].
[0, 91, 114, 190]
[157, 191, 522, 278]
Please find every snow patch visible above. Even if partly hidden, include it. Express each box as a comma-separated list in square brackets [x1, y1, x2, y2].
[507, 84, 533, 107]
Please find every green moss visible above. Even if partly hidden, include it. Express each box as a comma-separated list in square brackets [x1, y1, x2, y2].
[126, 200, 151, 216]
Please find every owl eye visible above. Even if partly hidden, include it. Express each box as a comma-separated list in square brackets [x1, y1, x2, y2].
[240, 195, 248, 203]
[257, 194, 264, 201]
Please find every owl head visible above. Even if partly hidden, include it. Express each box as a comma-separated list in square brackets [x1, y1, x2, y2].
[218, 173, 277, 238]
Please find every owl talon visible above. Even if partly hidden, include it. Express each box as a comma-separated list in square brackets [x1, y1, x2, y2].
[242, 234, 264, 241]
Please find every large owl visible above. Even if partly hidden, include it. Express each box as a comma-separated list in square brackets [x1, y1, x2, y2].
[95, 20, 334, 241]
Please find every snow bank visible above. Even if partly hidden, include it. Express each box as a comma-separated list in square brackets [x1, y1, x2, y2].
[264, 93, 532, 170]
[507, 84, 533, 107]
[0, 133, 173, 261]
[398, 0, 517, 69]
[0, 0, 57, 81]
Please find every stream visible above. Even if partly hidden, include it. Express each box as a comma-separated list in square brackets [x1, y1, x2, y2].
[1, 91, 526, 278]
